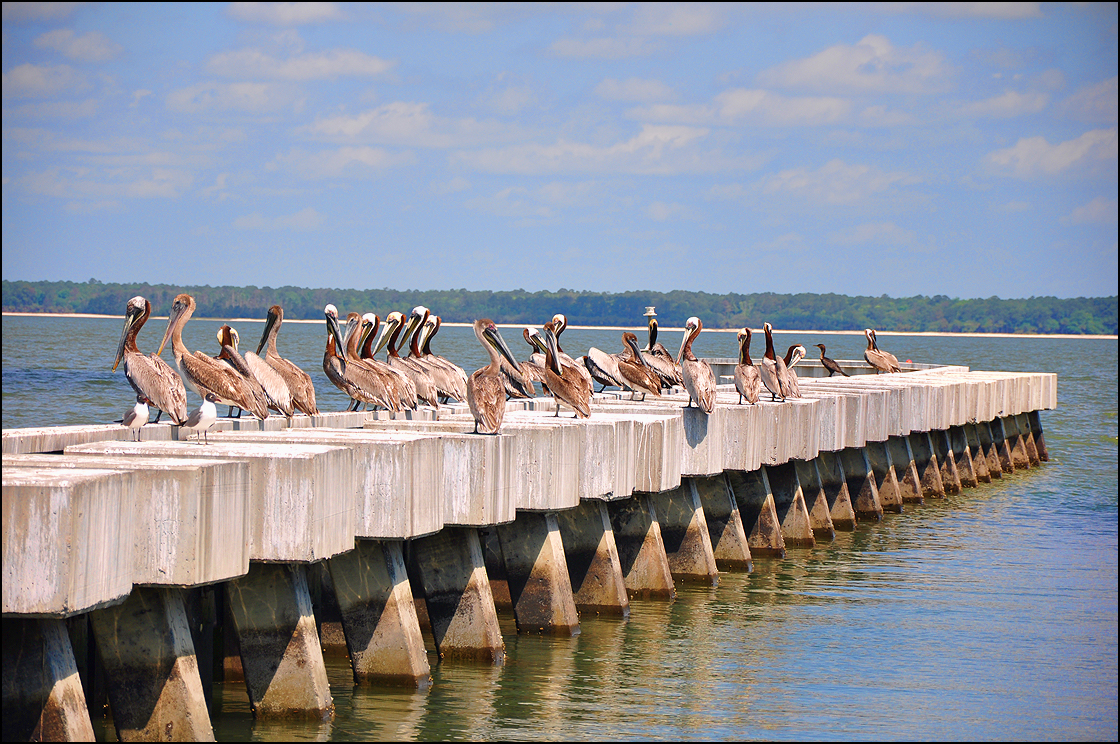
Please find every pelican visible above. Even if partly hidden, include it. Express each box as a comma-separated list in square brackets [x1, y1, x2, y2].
[676, 316, 716, 413]
[321, 305, 358, 408]
[374, 311, 440, 410]
[548, 314, 595, 392]
[360, 313, 417, 410]
[583, 346, 627, 393]
[616, 332, 661, 401]
[815, 343, 849, 377]
[181, 392, 218, 444]
[541, 322, 591, 418]
[782, 344, 806, 399]
[417, 315, 470, 399]
[760, 322, 791, 402]
[122, 395, 149, 441]
[256, 305, 319, 416]
[734, 328, 761, 406]
[157, 294, 269, 419]
[466, 318, 521, 434]
[337, 311, 400, 411]
[214, 326, 278, 418]
[871, 330, 902, 373]
[641, 309, 683, 390]
[865, 329, 901, 374]
[226, 327, 294, 417]
[408, 309, 468, 402]
[113, 296, 188, 424]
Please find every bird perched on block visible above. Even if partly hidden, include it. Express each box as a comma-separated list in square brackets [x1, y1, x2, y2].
[122, 395, 149, 441]
[815, 344, 849, 377]
[181, 393, 218, 444]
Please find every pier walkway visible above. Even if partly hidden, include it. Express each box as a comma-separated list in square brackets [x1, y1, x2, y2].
[2, 362, 1054, 741]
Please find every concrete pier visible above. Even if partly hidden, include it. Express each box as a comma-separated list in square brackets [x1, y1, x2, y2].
[692, 474, 753, 572]
[495, 513, 580, 635]
[607, 496, 676, 599]
[651, 481, 720, 583]
[765, 463, 816, 547]
[725, 468, 786, 558]
[555, 501, 630, 616]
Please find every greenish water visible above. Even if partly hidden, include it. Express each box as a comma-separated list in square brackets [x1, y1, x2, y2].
[3, 315, 1117, 740]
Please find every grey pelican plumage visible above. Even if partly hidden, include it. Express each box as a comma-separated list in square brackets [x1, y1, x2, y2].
[122, 395, 149, 441]
[113, 296, 189, 424]
[782, 344, 806, 399]
[321, 305, 361, 409]
[734, 328, 761, 405]
[864, 331, 900, 374]
[864, 329, 901, 374]
[676, 316, 716, 413]
[542, 322, 591, 418]
[815, 343, 849, 377]
[408, 308, 468, 403]
[583, 346, 628, 393]
[641, 310, 683, 390]
[360, 313, 418, 411]
[214, 326, 278, 418]
[256, 305, 319, 416]
[760, 322, 791, 402]
[374, 311, 440, 410]
[548, 314, 595, 392]
[616, 332, 661, 401]
[157, 294, 269, 419]
[338, 311, 401, 412]
[181, 392, 218, 444]
[466, 318, 521, 434]
[226, 327, 294, 417]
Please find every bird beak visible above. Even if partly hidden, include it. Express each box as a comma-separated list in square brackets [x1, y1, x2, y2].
[486, 325, 519, 370]
[157, 303, 181, 357]
[113, 309, 138, 371]
[327, 314, 345, 359]
[257, 310, 277, 355]
[372, 316, 398, 355]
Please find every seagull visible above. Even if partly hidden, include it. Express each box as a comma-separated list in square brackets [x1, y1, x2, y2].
[122, 395, 149, 441]
[180, 393, 218, 444]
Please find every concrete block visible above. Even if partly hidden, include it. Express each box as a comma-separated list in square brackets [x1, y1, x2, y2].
[963, 424, 992, 483]
[865, 440, 903, 513]
[988, 417, 1016, 474]
[494, 513, 579, 635]
[555, 500, 630, 616]
[949, 426, 979, 488]
[908, 432, 946, 498]
[648, 481, 720, 583]
[975, 421, 1003, 480]
[725, 469, 785, 558]
[1027, 410, 1050, 462]
[886, 435, 924, 503]
[930, 430, 963, 494]
[606, 495, 676, 600]
[763, 463, 816, 546]
[814, 451, 857, 530]
[692, 474, 753, 572]
[794, 459, 836, 541]
[1016, 413, 1041, 466]
[839, 447, 883, 520]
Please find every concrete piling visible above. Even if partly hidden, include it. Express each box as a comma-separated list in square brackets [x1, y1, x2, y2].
[495, 513, 580, 635]
[1027, 410, 1049, 461]
[864, 440, 904, 513]
[725, 469, 786, 558]
[606, 495, 676, 599]
[931, 430, 963, 494]
[1002, 415, 1032, 470]
[963, 424, 992, 483]
[1016, 413, 1041, 466]
[949, 426, 979, 488]
[794, 459, 836, 541]
[555, 501, 631, 616]
[989, 417, 1016, 473]
[887, 435, 923, 503]
[648, 480, 720, 583]
[692, 474, 754, 572]
[839, 447, 884, 520]
[813, 451, 857, 530]
[764, 463, 817, 546]
[975, 421, 1003, 479]
[908, 432, 946, 498]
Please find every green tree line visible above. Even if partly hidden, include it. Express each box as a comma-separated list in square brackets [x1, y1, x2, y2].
[2, 279, 1116, 335]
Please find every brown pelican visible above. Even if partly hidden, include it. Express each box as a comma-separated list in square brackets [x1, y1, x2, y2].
[374, 311, 440, 410]
[113, 296, 188, 424]
[338, 311, 401, 412]
[676, 316, 716, 413]
[181, 392, 218, 444]
[225, 327, 294, 417]
[212, 324, 278, 419]
[321, 305, 358, 408]
[360, 313, 418, 410]
[616, 332, 661, 401]
[256, 305, 319, 416]
[734, 328, 761, 405]
[541, 322, 591, 418]
[864, 329, 901, 374]
[548, 314, 595, 391]
[782, 344, 806, 399]
[641, 309, 683, 390]
[408, 309, 468, 402]
[122, 395, 149, 441]
[466, 318, 521, 434]
[760, 322, 791, 402]
[871, 330, 902, 373]
[157, 294, 269, 419]
[815, 343, 849, 377]
[583, 346, 628, 393]
[417, 315, 470, 398]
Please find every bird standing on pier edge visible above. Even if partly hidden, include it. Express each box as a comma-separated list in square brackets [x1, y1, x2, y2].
[815, 344, 849, 377]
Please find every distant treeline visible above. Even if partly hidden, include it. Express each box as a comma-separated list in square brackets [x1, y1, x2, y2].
[3, 279, 1116, 335]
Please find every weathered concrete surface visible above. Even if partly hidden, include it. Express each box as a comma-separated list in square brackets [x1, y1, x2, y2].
[886, 435, 923, 504]
[409, 527, 505, 661]
[949, 426, 979, 489]
[607, 495, 676, 599]
[989, 418, 1016, 474]
[725, 469, 786, 558]
[864, 441, 904, 514]
[327, 540, 430, 686]
[1, 423, 175, 455]
[930, 430, 963, 494]
[649, 481, 720, 583]
[226, 563, 334, 718]
[89, 587, 214, 741]
[3, 466, 136, 617]
[975, 421, 1003, 480]
[555, 500, 630, 616]
[963, 424, 992, 483]
[814, 451, 857, 530]
[495, 513, 580, 635]
[6, 453, 252, 587]
[908, 432, 946, 498]
[691, 474, 753, 572]
[1027, 410, 1050, 462]
[2, 618, 96, 742]
[65, 440, 356, 563]
[794, 459, 836, 541]
[1016, 412, 1041, 466]
[839, 447, 884, 520]
[764, 463, 816, 546]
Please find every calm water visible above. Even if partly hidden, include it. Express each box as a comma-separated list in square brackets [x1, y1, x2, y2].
[2, 314, 1117, 741]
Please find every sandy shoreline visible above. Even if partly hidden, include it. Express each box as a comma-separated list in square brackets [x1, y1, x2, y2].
[3, 311, 1115, 339]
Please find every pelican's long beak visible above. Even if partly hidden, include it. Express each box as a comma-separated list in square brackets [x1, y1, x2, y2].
[486, 325, 519, 370]
[157, 304, 181, 357]
[113, 309, 138, 371]
[257, 310, 277, 355]
[676, 328, 690, 365]
[372, 315, 399, 355]
[327, 313, 345, 359]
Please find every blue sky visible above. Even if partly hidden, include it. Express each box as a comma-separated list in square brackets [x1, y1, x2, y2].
[2, 2, 1116, 300]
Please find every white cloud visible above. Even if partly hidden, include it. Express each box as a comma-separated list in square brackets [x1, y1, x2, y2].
[165, 81, 301, 113]
[626, 4, 723, 36]
[269, 146, 412, 179]
[233, 207, 325, 231]
[20, 166, 193, 200]
[2, 3, 81, 22]
[1064, 197, 1118, 225]
[985, 127, 1118, 177]
[960, 90, 1049, 118]
[304, 102, 525, 148]
[829, 221, 917, 246]
[757, 34, 953, 94]
[885, 2, 1043, 20]
[549, 37, 660, 59]
[207, 48, 395, 80]
[2, 63, 88, 98]
[595, 78, 674, 102]
[759, 159, 923, 205]
[226, 2, 345, 25]
[33, 29, 122, 62]
[627, 89, 851, 127]
[1060, 77, 1118, 124]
